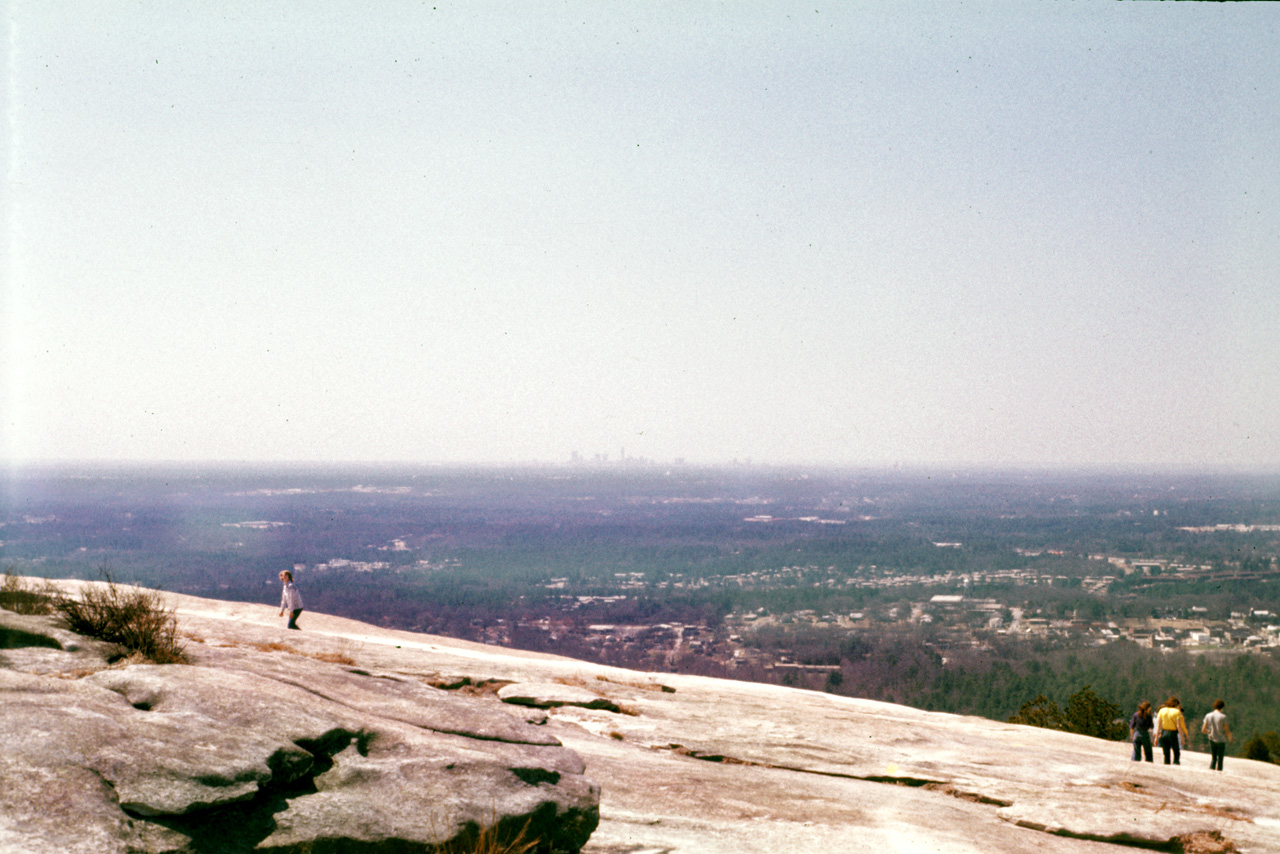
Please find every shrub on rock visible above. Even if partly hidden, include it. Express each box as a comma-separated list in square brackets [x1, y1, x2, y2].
[0, 573, 60, 615]
[54, 572, 187, 664]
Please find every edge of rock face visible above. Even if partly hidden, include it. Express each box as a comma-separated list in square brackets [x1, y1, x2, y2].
[0, 609, 600, 853]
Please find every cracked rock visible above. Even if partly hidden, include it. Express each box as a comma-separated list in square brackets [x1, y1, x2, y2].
[0, 612, 599, 853]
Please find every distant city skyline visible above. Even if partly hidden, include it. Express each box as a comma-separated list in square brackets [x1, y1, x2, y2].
[5, 4, 1279, 470]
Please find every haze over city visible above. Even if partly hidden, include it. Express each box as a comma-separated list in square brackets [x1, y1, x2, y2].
[5, 3, 1278, 469]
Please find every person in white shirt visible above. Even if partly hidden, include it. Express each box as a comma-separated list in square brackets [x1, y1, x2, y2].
[278, 570, 305, 630]
[1201, 699, 1233, 771]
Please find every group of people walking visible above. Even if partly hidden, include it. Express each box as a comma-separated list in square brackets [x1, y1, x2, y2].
[1129, 696, 1233, 770]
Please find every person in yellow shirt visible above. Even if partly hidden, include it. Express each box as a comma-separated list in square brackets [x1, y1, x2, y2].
[1154, 696, 1189, 765]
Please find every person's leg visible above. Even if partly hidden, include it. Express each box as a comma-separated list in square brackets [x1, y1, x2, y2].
[288, 608, 302, 629]
[1160, 735, 1172, 764]
[1132, 738, 1141, 761]
[1142, 737, 1153, 763]
[1211, 741, 1225, 771]
[1171, 738, 1180, 765]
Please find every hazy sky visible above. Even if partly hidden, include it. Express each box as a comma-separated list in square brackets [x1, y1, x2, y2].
[4, 3, 1278, 469]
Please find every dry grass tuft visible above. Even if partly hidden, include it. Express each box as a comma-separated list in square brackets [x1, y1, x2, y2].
[593, 673, 676, 693]
[552, 674, 598, 691]
[546, 675, 638, 715]
[0, 573, 61, 615]
[434, 818, 538, 854]
[1179, 830, 1239, 854]
[238, 640, 356, 666]
[250, 641, 298, 654]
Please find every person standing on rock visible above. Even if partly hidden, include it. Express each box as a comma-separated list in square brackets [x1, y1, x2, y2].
[1155, 696, 1189, 765]
[1129, 701, 1155, 762]
[279, 570, 304, 630]
[1201, 699, 1233, 771]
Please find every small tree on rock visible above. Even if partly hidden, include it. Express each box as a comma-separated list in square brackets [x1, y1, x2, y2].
[1063, 685, 1127, 741]
[1242, 732, 1280, 764]
[1009, 694, 1068, 731]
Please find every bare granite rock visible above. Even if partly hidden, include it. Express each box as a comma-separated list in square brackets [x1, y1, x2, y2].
[9, 583, 1280, 854]
[0, 606, 599, 853]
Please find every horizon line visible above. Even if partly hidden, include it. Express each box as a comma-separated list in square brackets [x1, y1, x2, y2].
[3, 457, 1279, 477]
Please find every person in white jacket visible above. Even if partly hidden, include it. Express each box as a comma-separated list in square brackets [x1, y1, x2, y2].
[278, 570, 304, 630]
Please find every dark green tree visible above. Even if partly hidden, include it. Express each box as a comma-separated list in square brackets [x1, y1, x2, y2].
[1242, 732, 1280, 764]
[1063, 685, 1127, 741]
[1008, 695, 1068, 731]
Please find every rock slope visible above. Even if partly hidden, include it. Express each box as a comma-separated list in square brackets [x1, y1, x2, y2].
[5, 581, 1280, 853]
[0, 601, 597, 853]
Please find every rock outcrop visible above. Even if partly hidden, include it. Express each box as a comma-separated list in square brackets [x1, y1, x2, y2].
[6, 581, 1280, 854]
[0, 605, 599, 853]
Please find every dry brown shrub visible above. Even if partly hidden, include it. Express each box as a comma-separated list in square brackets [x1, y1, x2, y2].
[55, 573, 187, 664]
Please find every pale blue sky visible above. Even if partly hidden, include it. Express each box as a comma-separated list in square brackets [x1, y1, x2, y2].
[4, 2, 1278, 468]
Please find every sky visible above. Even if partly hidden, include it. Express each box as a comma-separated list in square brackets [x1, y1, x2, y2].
[3, 2, 1278, 470]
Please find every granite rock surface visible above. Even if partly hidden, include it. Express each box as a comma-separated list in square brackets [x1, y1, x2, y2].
[0, 599, 598, 853]
[7, 580, 1280, 854]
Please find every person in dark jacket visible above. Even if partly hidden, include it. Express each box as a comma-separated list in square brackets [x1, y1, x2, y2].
[1129, 700, 1154, 762]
